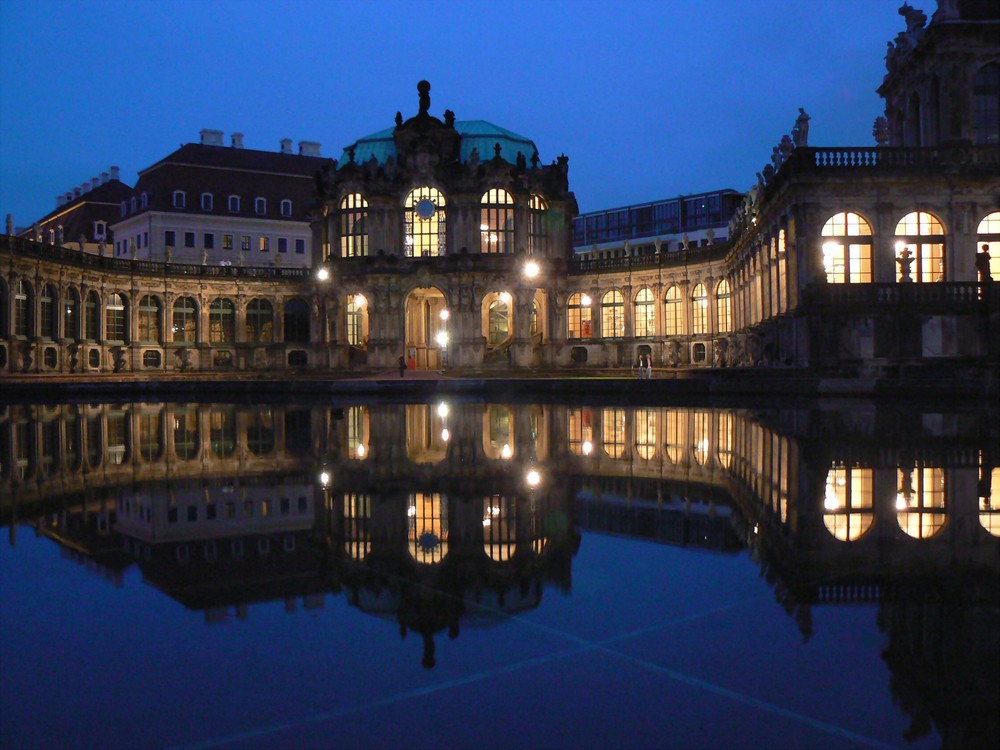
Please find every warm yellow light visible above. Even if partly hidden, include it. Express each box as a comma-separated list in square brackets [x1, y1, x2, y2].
[582, 440, 593, 455]
[499, 291, 512, 305]
[895, 241, 908, 255]
[501, 443, 513, 460]
[354, 294, 367, 308]
[319, 471, 330, 486]
[526, 468, 541, 488]
[316, 267, 330, 281]
[437, 402, 450, 418]
[357, 444, 367, 458]
[480, 224, 490, 231]
[895, 493, 908, 510]
[435, 330, 449, 348]
[523, 260, 540, 279]
[439, 308, 449, 321]
[441, 428, 450, 442]
[581, 294, 592, 307]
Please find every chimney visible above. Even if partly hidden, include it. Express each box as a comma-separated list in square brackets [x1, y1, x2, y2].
[73, 187, 82, 198]
[64, 192, 74, 204]
[298, 141, 321, 157]
[110, 166, 120, 181]
[101, 171, 109, 184]
[91, 177, 101, 192]
[200, 128, 224, 146]
[81, 182, 91, 195]
[280, 138, 293, 154]
[56, 194, 65, 208]
[231, 132, 244, 149]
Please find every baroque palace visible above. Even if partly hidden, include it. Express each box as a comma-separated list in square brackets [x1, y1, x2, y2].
[1, 1, 998, 379]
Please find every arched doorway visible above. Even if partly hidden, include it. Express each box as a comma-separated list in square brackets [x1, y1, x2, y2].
[404, 287, 448, 370]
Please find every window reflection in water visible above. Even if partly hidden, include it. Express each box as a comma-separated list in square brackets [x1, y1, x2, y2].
[897, 464, 946, 539]
[409, 492, 447, 564]
[824, 463, 874, 541]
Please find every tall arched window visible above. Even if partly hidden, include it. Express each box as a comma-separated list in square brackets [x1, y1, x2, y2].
[823, 463, 874, 542]
[567, 293, 592, 339]
[634, 408, 657, 460]
[106, 293, 127, 343]
[895, 211, 945, 282]
[664, 286, 681, 336]
[821, 212, 873, 284]
[601, 291, 624, 338]
[64, 287, 80, 341]
[137, 295, 161, 344]
[209, 298, 235, 343]
[172, 297, 197, 343]
[404, 186, 446, 257]
[528, 194, 548, 255]
[716, 280, 732, 333]
[977, 211, 1000, 281]
[346, 294, 366, 347]
[408, 492, 448, 564]
[691, 283, 708, 335]
[84, 290, 99, 340]
[973, 62, 999, 146]
[634, 288, 655, 337]
[283, 298, 310, 343]
[488, 295, 510, 346]
[339, 193, 368, 258]
[246, 299, 274, 343]
[481, 188, 514, 254]
[13, 279, 32, 338]
[602, 407, 625, 458]
[39, 283, 57, 340]
[897, 464, 946, 539]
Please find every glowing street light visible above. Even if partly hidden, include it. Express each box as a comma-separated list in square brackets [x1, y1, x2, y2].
[523, 259, 540, 280]
[435, 330, 449, 349]
[439, 308, 449, 321]
[316, 267, 330, 282]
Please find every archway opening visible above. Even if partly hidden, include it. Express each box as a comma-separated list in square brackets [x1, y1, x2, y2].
[404, 287, 448, 370]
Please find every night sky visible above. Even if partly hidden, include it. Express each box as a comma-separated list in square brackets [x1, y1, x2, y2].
[1, 0, 905, 229]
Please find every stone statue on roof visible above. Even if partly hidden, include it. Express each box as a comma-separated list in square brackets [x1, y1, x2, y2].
[792, 108, 810, 147]
[417, 80, 431, 116]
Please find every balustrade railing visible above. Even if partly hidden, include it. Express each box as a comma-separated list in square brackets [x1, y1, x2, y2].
[806, 281, 991, 308]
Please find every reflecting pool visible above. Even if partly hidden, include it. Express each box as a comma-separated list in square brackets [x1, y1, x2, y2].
[1, 398, 998, 749]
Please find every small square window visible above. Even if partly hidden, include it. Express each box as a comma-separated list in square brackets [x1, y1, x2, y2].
[278, 237, 288, 253]
[259, 236, 269, 252]
[295, 239, 305, 254]
[184, 232, 195, 248]
[241, 235, 250, 251]
[204, 233, 215, 249]
[223, 234, 233, 250]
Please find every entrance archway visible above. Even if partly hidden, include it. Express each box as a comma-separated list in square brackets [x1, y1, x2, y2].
[404, 287, 448, 370]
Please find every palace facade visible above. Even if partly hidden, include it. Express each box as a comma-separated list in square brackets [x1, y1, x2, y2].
[0, 2, 997, 380]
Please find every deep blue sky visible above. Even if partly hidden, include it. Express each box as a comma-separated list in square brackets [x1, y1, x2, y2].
[1, 0, 905, 228]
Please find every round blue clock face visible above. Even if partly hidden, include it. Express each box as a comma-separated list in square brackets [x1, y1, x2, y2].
[416, 199, 436, 220]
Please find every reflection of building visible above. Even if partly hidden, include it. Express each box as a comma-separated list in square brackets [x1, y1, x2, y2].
[3, 4, 997, 378]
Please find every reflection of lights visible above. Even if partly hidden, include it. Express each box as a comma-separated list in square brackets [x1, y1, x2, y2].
[441, 428, 450, 442]
[435, 330, 449, 348]
[523, 260, 540, 279]
[437, 402, 449, 418]
[582, 440, 593, 455]
[696, 438, 709, 453]
[439, 308, 449, 321]
[824, 485, 841, 511]
[499, 291, 511, 305]
[526, 468, 541, 488]
[480, 224, 490, 231]
[354, 293, 367, 308]
[753, 523, 759, 535]
[581, 294, 592, 306]
[501, 443, 513, 460]
[319, 471, 330, 486]
[316, 267, 330, 281]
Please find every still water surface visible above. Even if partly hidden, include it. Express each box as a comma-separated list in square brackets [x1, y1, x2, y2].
[1, 398, 997, 749]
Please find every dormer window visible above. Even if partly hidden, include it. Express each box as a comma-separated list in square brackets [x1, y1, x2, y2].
[141, 192, 149, 208]
[280, 199, 292, 217]
[201, 193, 214, 210]
[228, 195, 240, 212]
[120, 201, 127, 217]
[130, 197, 137, 213]
[254, 197, 266, 215]
[173, 190, 186, 209]
[94, 221, 107, 240]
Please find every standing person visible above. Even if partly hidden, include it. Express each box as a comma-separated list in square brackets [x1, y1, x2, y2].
[398, 355, 407, 378]
[646, 353, 652, 379]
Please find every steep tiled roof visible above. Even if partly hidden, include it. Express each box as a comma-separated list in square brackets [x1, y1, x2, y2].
[17, 179, 133, 244]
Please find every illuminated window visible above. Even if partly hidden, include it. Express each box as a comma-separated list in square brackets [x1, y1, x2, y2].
[13, 279, 31, 338]
[484, 495, 516, 562]
[84, 290, 99, 340]
[973, 62, 999, 146]
[39, 283, 56, 340]
[107, 411, 129, 465]
[977, 211, 1000, 280]
[64, 287, 79, 341]
[777, 229, 787, 314]
[344, 494, 371, 560]
[691, 283, 708, 335]
[601, 291, 624, 338]
[259, 236, 269, 252]
[481, 188, 514, 254]
[254, 197, 266, 215]
[634, 408, 657, 460]
[404, 186, 446, 257]
[246, 298, 273, 343]
[209, 298, 235, 343]
[602, 408, 625, 458]
[528, 194, 548, 255]
[895, 212, 945, 282]
[664, 286, 681, 336]
[488, 296, 510, 346]
[339, 193, 368, 258]
[209, 407, 236, 458]
[823, 463, 874, 541]
[665, 410, 684, 464]
[716, 280, 732, 333]
[346, 294, 366, 346]
[567, 292, 592, 339]
[173, 408, 198, 460]
[821, 212, 873, 284]
[981, 464, 1000, 537]
[634, 288, 655, 337]
[172, 297, 197, 342]
[106, 292, 127, 343]
[139, 411, 163, 462]
[896, 464, 946, 538]
[408, 492, 448, 564]
[484, 405, 513, 460]
[137, 295, 161, 344]
[568, 408, 593, 456]
[223, 234, 233, 250]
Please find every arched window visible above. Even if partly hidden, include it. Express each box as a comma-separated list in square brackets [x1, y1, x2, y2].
[39, 283, 57, 340]
[209, 406, 236, 458]
[821, 212, 873, 284]
[137, 295, 161, 344]
[716, 280, 732, 333]
[106, 293, 127, 343]
[339, 193, 368, 258]
[246, 299, 273, 343]
[172, 297, 197, 342]
[823, 463, 874, 542]
[634, 408, 657, 460]
[84, 290, 100, 340]
[897, 464, 946, 539]
[481, 188, 514, 254]
[227, 195, 240, 212]
[488, 295, 511, 346]
[602, 407, 625, 458]
[209, 298, 235, 343]
[200, 193, 213, 210]
[567, 293, 592, 339]
[973, 62, 999, 146]
[634, 288, 655, 337]
[139, 411, 164, 461]
[254, 197, 267, 215]
[601, 291, 624, 338]
[283, 298, 310, 343]
[691, 283, 708, 335]
[528, 194, 548, 255]
[280, 199, 292, 217]
[172, 190, 186, 209]
[977, 211, 1000, 281]
[408, 492, 448, 565]
[13, 279, 32, 338]
[404, 187, 446, 257]
[64, 287, 80, 341]
[895, 212, 945, 282]
[664, 286, 682, 336]
[346, 294, 366, 347]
